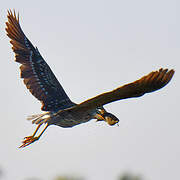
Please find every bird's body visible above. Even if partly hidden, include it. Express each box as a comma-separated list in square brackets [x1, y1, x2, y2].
[6, 10, 175, 148]
[29, 106, 98, 128]
[49, 108, 96, 128]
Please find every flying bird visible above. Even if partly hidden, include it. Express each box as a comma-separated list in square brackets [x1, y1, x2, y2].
[6, 10, 175, 148]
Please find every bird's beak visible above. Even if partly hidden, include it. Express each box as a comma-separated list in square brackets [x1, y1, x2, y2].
[94, 114, 105, 121]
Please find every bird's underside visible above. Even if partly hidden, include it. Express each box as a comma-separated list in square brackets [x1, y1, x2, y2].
[6, 10, 175, 148]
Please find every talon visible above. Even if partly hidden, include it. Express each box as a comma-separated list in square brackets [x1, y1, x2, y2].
[19, 124, 49, 148]
[24, 136, 33, 140]
[19, 136, 39, 148]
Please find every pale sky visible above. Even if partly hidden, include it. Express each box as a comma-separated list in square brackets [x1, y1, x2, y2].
[0, 1, 179, 180]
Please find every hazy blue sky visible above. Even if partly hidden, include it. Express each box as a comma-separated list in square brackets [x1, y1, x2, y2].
[0, 1, 179, 180]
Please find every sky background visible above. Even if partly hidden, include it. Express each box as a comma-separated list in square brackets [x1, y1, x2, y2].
[0, 0, 179, 180]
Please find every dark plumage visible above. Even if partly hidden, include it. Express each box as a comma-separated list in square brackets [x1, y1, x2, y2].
[6, 10, 175, 148]
[6, 10, 74, 111]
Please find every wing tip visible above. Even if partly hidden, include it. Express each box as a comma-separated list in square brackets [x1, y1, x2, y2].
[6, 9, 22, 40]
[146, 68, 175, 92]
[7, 9, 19, 21]
[162, 68, 175, 86]
[158, 68, 175, 81]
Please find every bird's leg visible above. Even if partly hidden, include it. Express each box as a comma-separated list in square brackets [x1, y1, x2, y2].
[20, 124, 41, 144]
[19, 124, 49, 148]
[27, 124, 41, 138]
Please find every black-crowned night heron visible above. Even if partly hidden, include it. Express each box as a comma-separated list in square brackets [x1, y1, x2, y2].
[6, 10, 175, 148]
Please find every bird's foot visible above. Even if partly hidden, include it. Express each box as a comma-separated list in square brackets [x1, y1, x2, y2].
[19, 136, 39, 148]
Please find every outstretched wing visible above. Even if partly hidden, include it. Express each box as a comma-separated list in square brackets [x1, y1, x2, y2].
[6, 10, 75, 111]
[71, 68, 174, 112]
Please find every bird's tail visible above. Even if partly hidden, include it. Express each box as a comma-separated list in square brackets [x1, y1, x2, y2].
[27, 112, 51, 124]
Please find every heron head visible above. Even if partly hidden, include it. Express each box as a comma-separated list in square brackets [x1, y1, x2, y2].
[95, 107, 119, 126]
[103, 112, 119, 126]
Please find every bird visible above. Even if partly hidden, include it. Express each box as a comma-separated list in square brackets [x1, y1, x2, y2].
[6, 10, 175, 148]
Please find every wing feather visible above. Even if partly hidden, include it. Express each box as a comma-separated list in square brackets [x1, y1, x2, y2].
[6, 10, 75, 111]
[71, 68, 174, 112]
